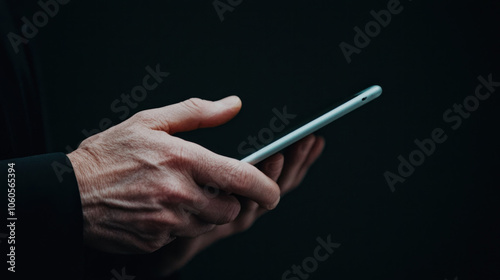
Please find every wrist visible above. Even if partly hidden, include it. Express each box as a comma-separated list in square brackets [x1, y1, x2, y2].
[67, 149, 92, 195]
[67, 148, 98, 241]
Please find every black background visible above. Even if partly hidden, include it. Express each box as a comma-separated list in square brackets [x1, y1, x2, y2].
[14, 0, 500, 279]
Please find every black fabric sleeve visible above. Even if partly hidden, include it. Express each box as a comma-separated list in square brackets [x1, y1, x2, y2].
[1, 153, 84, 279]
[1, 153, 181, 280]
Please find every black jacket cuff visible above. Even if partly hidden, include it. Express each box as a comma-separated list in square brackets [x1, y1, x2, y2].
[1, 153, 84, 279]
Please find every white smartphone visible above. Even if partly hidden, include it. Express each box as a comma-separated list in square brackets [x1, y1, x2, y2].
[240, 85, 382, 165]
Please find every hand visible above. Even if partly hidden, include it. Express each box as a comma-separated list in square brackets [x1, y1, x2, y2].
[67, 96, 281, 254]
[131, 134, 325, 277]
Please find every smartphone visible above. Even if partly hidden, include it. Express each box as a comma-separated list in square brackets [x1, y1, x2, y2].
[240, 85, 382, 164]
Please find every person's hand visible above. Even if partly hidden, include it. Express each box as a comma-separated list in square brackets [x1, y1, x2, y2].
[67, 96, 282, 254]
[131, 135, 325, 277]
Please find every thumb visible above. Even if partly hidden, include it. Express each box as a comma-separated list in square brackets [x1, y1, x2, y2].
[136, 96, 242, 134]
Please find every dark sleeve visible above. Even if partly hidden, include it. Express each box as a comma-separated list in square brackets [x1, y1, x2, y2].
[1, 153, 84, 279]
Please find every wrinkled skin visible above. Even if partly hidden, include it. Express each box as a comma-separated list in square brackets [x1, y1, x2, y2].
[68, 96, 324, 276]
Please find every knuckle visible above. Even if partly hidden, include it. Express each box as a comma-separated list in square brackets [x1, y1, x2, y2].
[181, 98, 205, 114]
[156, 141, 194, 172]
[170, 188, 193, 205]
[170, 144, 193, 170]
[192, 194, 209, 210]
[215, 197, 241, 225]
[133, 110, 156, 124]
[226, 163, 252, 191]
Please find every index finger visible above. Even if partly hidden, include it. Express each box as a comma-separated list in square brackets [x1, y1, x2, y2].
[178, 139, 281, 210]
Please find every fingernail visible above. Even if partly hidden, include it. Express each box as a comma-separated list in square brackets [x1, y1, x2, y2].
[217, 96, 241, 108]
